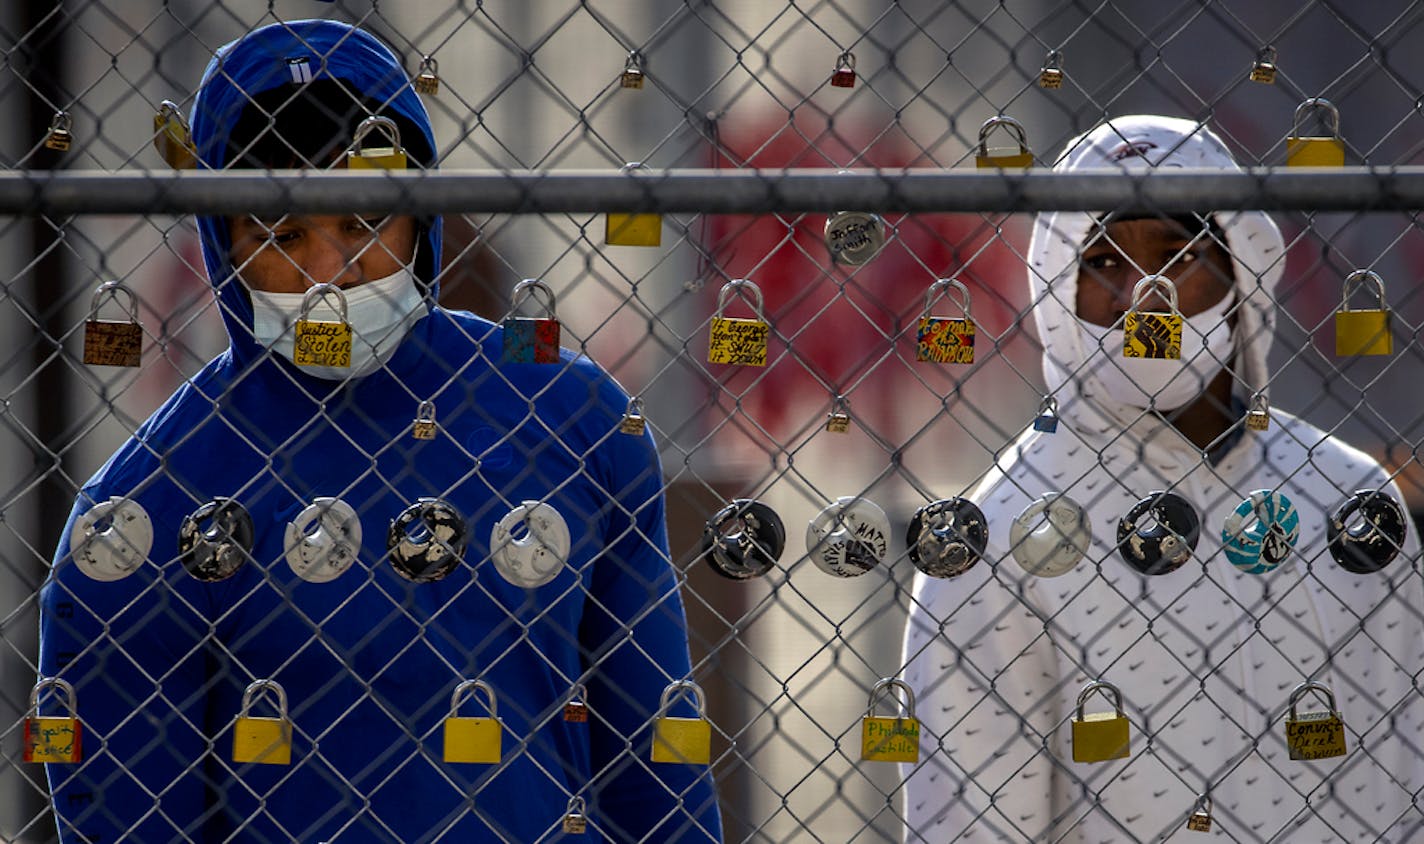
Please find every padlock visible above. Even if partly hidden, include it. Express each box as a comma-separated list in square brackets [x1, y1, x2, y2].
[830, 51, 856, 88]
[24, 678, 81, 764]
[823, 210, 887, 266]
[443, 679, 502, 764]
[1222, 490, 1299, 575]
[83, 281, 144, 367]
[1287, 98, 1345, 167]
[1284, 680, 1347, 760]
[293, 284, 353, 369]
[1116, 490, 1201, 576]
[860, 677, 920, 763]
[1186, 795, 1213, 832]
[413, 57, 440, 95]
[1038, 50, 1064, 89]
[975, 115, 1034, 169]
[1245, 391, 1270, 431]
[916, 278, 976, 364]
[605, 162, 661, 246]
[1009, 492, 1090, 578]
[825, 396, 851, 433]
[1327, 489, 1407, 574]
[650, 680, 711, 765]
[71, 496, 153, 582]
[621, 50, 646, 89]
[1250, 46, 1278, 84]
[412, 400, 437, 440]
[1071, 680, 1131, 763]
[387, 498, 469, 582]
[502, 278, 562, 363]
[178, 497, 254, 582]
[905, 497, 988, 579]
[43, 111, 73, 152]
[490, 500, 571, 588]
[1123, 275, 1184, 360]
[346, 115, 408, 170]
[153, 100, 197, 169]
[708, 279, 770, 366]
[563, 684, 589, 723]
[806, 496, 891, 578]
[562, 796, 588, 834]
[619, 397, 647, 436]
[232, 679, 292, 765]
[1033, 396, 1060, 433]
[702, 498, 786, 580]
[1335, 269, 1392, 356]
[284, 497, 361, 584]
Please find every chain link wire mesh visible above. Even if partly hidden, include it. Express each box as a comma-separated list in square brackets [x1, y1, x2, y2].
[3, 0, 1424, 841]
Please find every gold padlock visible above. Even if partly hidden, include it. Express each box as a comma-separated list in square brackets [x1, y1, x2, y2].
[153, 100, 197, 169]
[1335, 269, 1392, 356]
[1285, 680, 1347, 761]
[293, 284, 354, 369]
[562, 796, 588, 834]
[563, 683, 590, 723]
[916, 278, 976, 363]
[24, 677, 81, 764]
[1287, 98, 1345, 167]
[1038, 50, 1064, 89]
[1071, 680, 1131, 763]
[414, 57, 440, 95]
[44, 111, 74, 152]
[860, 677, 920, 763]
[650, 680, 712, 765]
[708, 279, 770, 366]
[974, 115, 1034, 169]
[605, 162, 661, 246]
[346, 115, 408, 170]
[621, 50, 645, 89]
[618, 398, 647, 436]
[1123, 275, 1184, 360]
[1245, 392, 1270, 431]
[83, 281, 144, 367]
[1250, 46, 1278, 84]
[443, 679, 502, 764]
[825, 396, 851, 433]
[1186, 795, 1213, 832]
[412, 400, 437, 440]
[232, 679, 293, 765]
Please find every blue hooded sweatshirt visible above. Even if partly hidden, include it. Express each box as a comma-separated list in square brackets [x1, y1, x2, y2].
[39, 20, 722, 843]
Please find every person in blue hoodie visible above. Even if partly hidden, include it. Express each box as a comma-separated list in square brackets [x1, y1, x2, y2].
[38, 20, 722, 843]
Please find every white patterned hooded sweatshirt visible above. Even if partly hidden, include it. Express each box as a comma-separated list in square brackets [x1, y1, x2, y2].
[901, 115, 1424, 843]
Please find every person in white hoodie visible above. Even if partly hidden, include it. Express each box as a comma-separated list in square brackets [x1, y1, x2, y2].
[901, 115, 1424, 842]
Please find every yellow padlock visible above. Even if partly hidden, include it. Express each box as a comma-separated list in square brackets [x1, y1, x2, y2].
[153, 100, 197, 169]
[974, 115, 1034, 169]
[1122, 275, 1184, 360]
[915, 277, 976, 364]
[347, 115, 408, 170]
[1186, 795, 1213, 832]
[606, 162, 662, 246]
[1285, 680, 1347, 761]
[1286, 98, 1345, 167]
[825, 395, 851, 434]
[413, 57, 440, 95]
[1038, 50, 1065, 89]
[412, 400, 438, 440]
[1245, 392, 1270, 431]
[43, 111, 73, 152]
[1335, 269, 1393, 356]
[708, 279, 770, 367]
[293, 284, 353, 369]
[650, 680, 712, 765]
[24, 677, 82, 764]
[443, 679, 502, 764]
[621, 50, 646, 89]
[1250, 46, 1278, 84]
[618, 397, 647, 436]
[860, 677, 920, 763]
[232, 679, 293, 765]
[1070, 680, 1131, 763]
[562, 795, 588, 834]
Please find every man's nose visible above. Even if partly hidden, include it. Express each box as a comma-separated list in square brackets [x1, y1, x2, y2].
[304, 232, 362, 288]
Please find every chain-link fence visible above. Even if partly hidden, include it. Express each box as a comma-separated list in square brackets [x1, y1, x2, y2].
[3, 1, 1424, 842]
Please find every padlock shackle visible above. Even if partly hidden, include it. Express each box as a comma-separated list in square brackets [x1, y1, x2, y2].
[1257, 45, 1277, 64]
[89, 280, 141, 322]
[1075, 679, 1124, 719]
[567, 795, 586, 814]
[625, 396, 645, 418]
[976, 115, 1030, 156]
[568, 682, 588, 706]
[1292, 97, 1340, 138]
[1038, 395, 1059, 416]
[1340, 269, 1386, 311]
[624, 49, 644, 70]
[419, 56, 439, 75]
[510, 278, 558, 318]
[451, 679, 498, 717]
[1128, 274, 1181, 314]
[1043, 50, 1064, 69]
[922, 278, 972, 320]
[836, 51, 856, 71]
[29, 677, 78, 715]
[715, 279, 765, 319]
[49, 111, 73, 133]
[299, 283, 350, 323]
[241, 679, 289, 718]
[866, 677, 917, 720]
[415, 400, 437, 425]
[1197, 793, 1213, 813]
[1249, 391, 1269, 413]
[1286, 679, 1337, 719]
[351, 115, 403, 154]
[658, 680, 707, 716]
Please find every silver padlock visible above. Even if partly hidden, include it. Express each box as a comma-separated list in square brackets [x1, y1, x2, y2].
[806, 496, 890, 577]
[178, 498, 254, 582]
[824, 210, 887, 266]
[71, 496, 153, 582]
[284, 497, 361, 584]
[1008, 492, 1090, 577]
[490, 501, 572, 588]
[905, 498, 988, 579]
[387, 498, 468, 583]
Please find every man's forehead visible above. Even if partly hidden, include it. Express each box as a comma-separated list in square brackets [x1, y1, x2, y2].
[1087, 216, 1207, 245]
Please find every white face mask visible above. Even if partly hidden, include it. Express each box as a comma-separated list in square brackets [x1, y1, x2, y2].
[1076, 294, 1235, 411]
[247, 255, 427, 380]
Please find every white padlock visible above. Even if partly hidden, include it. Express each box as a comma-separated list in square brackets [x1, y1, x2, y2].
[1009, 492, 1091, 577]
[71, 497, 153, 582]
[805, 496, 890, 577]
[284, 497, 362, 583]
[490, 501, 572, 588]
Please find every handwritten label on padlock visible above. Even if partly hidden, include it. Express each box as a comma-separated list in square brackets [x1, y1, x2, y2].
[1123, 275, 1183, 360]
[502, 279, 561, 363]
[708, 280, 769, 366]
[232, 679, 292, 765]
[651, 681, 711, 765]
[1038, 50, 1064, 88]
[444, 680, 502, 764]
[860, 678, 920, 763]
[1285, 681, 1347, 760]
[1246, 392, 1270, 431]
[83, 281, 144, 367]
[24, 678, 81, 764]
[1071, 680, 1131, 763]
[292, 284, 353, 368]
[915, 278, 975, 363]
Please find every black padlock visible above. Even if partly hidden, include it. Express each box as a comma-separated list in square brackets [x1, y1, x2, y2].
[702, 499, 785, 580]
[1327, 489, 1407, 574]
[1116, 491, 1200, 576]
[178, 497, 254, 582]
[905, 498, 988, 579]
[387, 498, 468, 583]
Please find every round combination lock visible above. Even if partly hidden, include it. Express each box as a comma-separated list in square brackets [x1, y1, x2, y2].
[905, 497, 988, 579]
[177, 497, 254, 582]
[1008, 492, 1090, 577]
[284, 497, 362, 583]
[1221, 490, 1299, 574]
[490, 500, 571, 588]
[71, 496, 153, 582]
[823, 211, 887, 266]
[387, 498, 468, 583]
[702, 499, 786, 580]
[1116, 491, 1200, 576]
[1327, 489, 1407, 574]
[805, 496, 891, 578]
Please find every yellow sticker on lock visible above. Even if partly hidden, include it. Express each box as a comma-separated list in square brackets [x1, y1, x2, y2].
[605, 213, 662, 247]
[293, 284, 353, 369]
[1071, 680, 1131, 764]
[232, 680, 293, 765]
[650, 680, 712, 765]
[860, 677, 921, 763]
[443, 679, 502, 764]
[1285, 681, 1347, 761]
[708, 280, 770, 366]
[24, 679, 83, 764]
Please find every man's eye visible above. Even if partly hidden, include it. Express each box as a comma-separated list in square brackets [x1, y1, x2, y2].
[1083, 253, 1120, 271]
[268, 230, 299, 245]
[350, 216, 388, 233]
